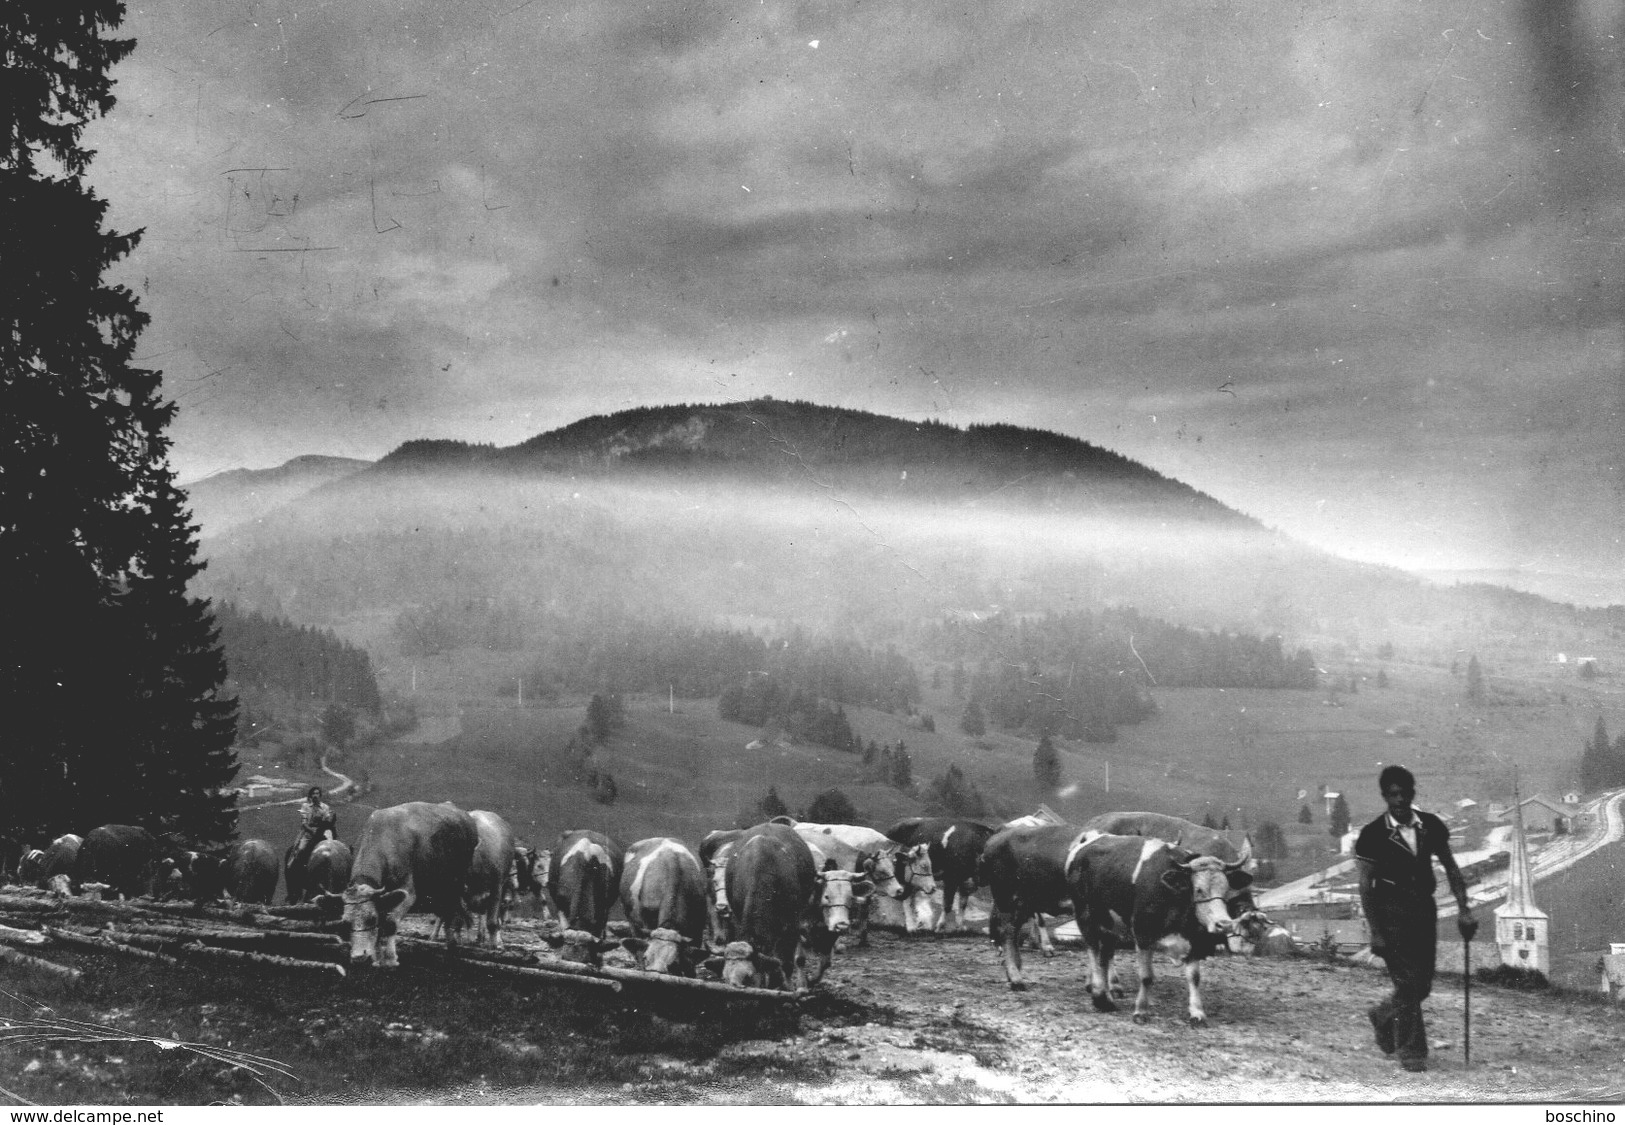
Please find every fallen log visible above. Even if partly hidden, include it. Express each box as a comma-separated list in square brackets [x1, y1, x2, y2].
[455, 957, 621, 992]
[86, 928, 348, 977]
[0, 924, 47, 946]
[0, 893, 64, 914]
[114, 922, 343, 951]
[42, 925, 181, 965]
[0, 945, 83, 980]
[395, 936, 607, 979]
[175, 940, 347, 978]
[596, 965, 808, 1003]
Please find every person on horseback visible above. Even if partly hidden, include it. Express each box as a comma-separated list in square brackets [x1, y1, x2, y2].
[301, 786, 336, 840]
[285, 787, 338, 904]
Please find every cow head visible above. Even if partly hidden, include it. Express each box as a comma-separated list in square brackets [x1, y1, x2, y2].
[861, 851, 905, 900]
[707, 857, 731, 924]
[815, 862, 874, 935]
[1168, 852, 1254, 934]
[510, 845, 547, 900]
[341, 883, 410, 968]
[896, 843, 937, 900]
[717, 940, 784, 991]
[558, 927, 607, 965]
[635, 927, 693, 975]
[17, 849, 45, 882]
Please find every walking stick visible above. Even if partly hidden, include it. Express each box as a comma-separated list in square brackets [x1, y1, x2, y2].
[1462, 932, 1471, 1069]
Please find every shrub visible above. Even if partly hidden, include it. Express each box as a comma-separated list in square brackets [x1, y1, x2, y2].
[1474, 964, 1549, 991]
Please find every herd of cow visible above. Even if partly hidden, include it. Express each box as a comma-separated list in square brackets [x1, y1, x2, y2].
[10, 802, 1273, 1024]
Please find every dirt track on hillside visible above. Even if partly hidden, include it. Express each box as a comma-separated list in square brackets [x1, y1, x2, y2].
[343, 920, 1625, 1106]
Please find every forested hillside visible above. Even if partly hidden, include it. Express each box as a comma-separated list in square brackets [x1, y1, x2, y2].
[215, 602, 382, 717]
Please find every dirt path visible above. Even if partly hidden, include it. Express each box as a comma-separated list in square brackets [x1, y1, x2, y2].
[332, 924, 1625, 1106]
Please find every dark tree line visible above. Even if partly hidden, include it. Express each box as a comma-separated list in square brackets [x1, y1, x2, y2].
[1, 1, 236, 845]
[215, 603, 382, 714]
[512, 615, 919, 712]
[1580, 716, 1625, 791]
[719, 676, 859, 753]
[920, 607, 1318, 692]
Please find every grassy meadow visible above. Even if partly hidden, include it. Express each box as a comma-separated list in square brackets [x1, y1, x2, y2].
[233, 619, 1625, 887]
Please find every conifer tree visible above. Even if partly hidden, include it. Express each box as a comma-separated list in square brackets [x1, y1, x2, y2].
[1466, 655, 1485, 701]
[1, 1, 237, 843]
[1033, 734, 1061, 790]
[1329, 793, 1351, 838]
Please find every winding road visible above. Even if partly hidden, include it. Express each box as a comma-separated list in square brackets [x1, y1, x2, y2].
[1257, 788, 1625, 915]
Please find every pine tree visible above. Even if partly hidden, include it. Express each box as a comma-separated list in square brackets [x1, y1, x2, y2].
[1329, 793, 1351, 838]
[756, 786, 790, 821]
[1466, 655, 1485, 701]
[959, 700, 986, 737]
[1298, 803, 1313, 825]
[889, 741, 913, 790]
[1033, 734, 1061, 790]
[1, 1, 237, 843]
[118, 475, 238, 842]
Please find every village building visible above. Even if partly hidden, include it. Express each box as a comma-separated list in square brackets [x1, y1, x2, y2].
[1494, 800, 1550, 975]
[1516, 794, 1575, 835]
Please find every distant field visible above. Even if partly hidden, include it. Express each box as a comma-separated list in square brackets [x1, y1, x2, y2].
[234, 637, 1625, 870]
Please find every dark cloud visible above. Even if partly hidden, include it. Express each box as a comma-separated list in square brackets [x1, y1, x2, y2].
[74, 0, 1625, 601]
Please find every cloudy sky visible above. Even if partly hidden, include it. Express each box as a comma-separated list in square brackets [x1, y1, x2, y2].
[86, 0, 1622, 602]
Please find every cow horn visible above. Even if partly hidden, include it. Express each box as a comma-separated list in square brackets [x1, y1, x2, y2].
[1226, 836, 1253, 871]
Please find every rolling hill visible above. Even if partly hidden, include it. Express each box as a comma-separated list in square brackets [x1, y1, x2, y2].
[196, 398, 1625, 920]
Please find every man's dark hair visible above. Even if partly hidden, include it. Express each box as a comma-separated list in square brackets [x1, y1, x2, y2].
[1378, 765, 1415, 793]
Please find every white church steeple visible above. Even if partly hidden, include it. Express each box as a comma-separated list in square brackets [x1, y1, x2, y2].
[1494, 772, 1549, 974]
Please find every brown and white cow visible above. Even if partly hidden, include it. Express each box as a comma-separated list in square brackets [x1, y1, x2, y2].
[20, 834, 83, 896]
[458, 810, 517, 949]
[618, 837, 708, 975]
[713, 822, 820, 992]
[790, 826, 894, 952]
[698, 828, 744, 946]
[546, 829, 626, 965]
[1080, 810, 1269, 946]
[508, 844, 555, 923]
[221, 838, 280, 904]
[790, 821, 936, 940]
[76, 825, 159, 901]
[1069, 833, 1254, 1026]
[978, 822, 1093, 991]
[884, 817, 995, 933]
[303, 838, 353, 899]
[327, 801, 479, 969]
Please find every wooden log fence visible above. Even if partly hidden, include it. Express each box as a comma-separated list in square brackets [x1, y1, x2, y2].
[0, 886, 819, 1005]
[42, 925, 181, 965]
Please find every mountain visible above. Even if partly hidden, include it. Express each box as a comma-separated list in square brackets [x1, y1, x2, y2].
[184, 455, 372, 535]
[368, 398, 1257, 526]
[183, 399, 1613, 664]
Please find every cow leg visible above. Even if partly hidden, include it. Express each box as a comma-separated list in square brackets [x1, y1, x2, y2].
[804, 927, 835, 985]
[1030, 914, 1056, 957]
[995, 907, 1029, 990]
[1086, 934, 1119, 1012]
[1132, 945, 1157, 1024]
[1183, 957, 1207, 1027]
[378, 921, 401, 970]
[854, 898, 871, 948]
[488, 905, 505, 950]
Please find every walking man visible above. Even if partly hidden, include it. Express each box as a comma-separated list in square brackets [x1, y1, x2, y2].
[1356, 764, 1477, 1073]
